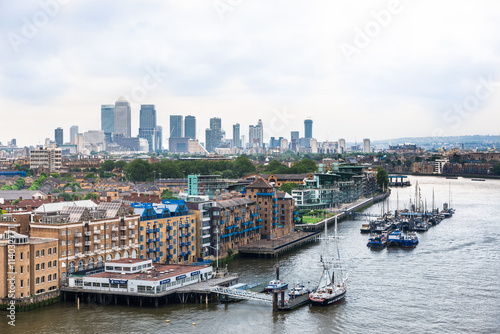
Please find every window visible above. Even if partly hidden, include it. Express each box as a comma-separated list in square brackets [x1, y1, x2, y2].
[53, 260, 56, 267]
[20, 280, 24, 288]
[61, 251, 66, 256]
[68, 250, 72, 255]
[61, 230, 66, 236]
[53, 274, 57, 280]
[53, 247, 57, 253]
[48, 262, 52, 269]
[48, 275, 52, 282]
[36, 250, 40, 257]
[67, 229, 71, 235]
[62, 241, 66, 246]
[48, 248, 51, 255]
[20, 252, 23, 260]
[41, 249, 45, 256]
[41, 263, 45, 270]
[68, 240, 71, 245]
[36, 277, 40, 285]
[20, 266, 23, 274]
[36, 264, 40, 271]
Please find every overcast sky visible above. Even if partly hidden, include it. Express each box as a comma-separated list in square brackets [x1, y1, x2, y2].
[1, 0, 500, 147]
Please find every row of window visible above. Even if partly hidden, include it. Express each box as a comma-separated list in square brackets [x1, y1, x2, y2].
[35, 274, 57, 285]
[35, 247, 57, 258]
[36, 260, 57, 271]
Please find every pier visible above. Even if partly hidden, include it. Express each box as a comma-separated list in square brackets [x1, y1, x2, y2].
[389, 175, 411, 187]
[238, 230, 321, 258]
[295, 192, 388, 232]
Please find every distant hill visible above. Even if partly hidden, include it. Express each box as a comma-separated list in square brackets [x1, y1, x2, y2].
[369, 135, 500, 149]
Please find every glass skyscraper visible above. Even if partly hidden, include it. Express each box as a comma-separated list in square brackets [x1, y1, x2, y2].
[170, 115, 183, 138]
[114, 97, 131, 137]
[70, 125, 78, 144]
[304, 119, 313, 139]
[184, 115, 196, 139]
[55, 127, 63, 146]
[101, 104, 115, 143]
[138, 104, 162, 152]
[233, 123, 241, 148]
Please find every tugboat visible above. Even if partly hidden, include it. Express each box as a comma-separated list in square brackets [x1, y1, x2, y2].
[367, 232, 388, 249]
[265, 280, 288, 293]
[310, 216, 348, 306]
[400, 232, 419, 248]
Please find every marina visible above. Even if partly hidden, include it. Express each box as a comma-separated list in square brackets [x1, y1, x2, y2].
[3, 176, 499, 333]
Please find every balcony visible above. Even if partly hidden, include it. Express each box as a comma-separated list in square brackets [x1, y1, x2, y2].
[74, 232, 82, 237]
[94, 239, 101, 244]
[120, 236, 127, 240]
[112, 227, 118, 232]
[272, 204, 278, 208]
[250, 213, 258, 217]
[129, 233, 135, 238]
[84, 231, 92, 236]
[167, 255, 173, 260]
[120, 226, 127, 231]
[166, 226, 172, 231]
[272, 198, 278, 201]
[85, 251, 92, 255]
[74, 242, 82, 247]
[155, 237, 160, 242]
[256, 192, 275, 196]
[166, 235, 173, 240]
[146, 229, 153, 234]
[186, 223, 191, 228]
[112, 237, 118, 241]
[166, 245, 173, 250]
[147, 239, 153, 243]
[235, 217, 241, 221]
[93, 230, 101, 235]
[153, 228, 160, 233]
[84, 241, 92, 246]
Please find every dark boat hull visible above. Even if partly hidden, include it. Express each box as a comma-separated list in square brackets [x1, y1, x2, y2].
[310, 290, 346, 306]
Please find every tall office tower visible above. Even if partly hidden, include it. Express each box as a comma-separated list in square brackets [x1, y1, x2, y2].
[233, 123, 241, 148]
[54, 127, 63, 146]
[138, 104, 161, 152]
[209, 117, 222, 150]
[363, 138, 371, 153]
[249, 119, 264, 148]
[184, 115, 196, 139]
[114, 97, 131, 137]
[338, 138, 346, 153]
[70, 126, 78, 144]
[101, 104, 115, 143]
[304, 119, 313, 139]
[205, 128, 214, 152]
[290, 131, 299, 152]
[170, 115, 183, 138]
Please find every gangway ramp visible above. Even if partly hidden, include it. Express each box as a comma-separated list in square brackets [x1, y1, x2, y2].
[209, 286, 273, 303]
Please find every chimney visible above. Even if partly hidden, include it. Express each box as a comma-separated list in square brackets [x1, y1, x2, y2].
[19, 197, 23, 201]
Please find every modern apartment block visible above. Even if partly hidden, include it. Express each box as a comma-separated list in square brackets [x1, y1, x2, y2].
[29, 147, 62, 173]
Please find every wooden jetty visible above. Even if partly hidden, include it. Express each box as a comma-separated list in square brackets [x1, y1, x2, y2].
[238, 231, 321, 258]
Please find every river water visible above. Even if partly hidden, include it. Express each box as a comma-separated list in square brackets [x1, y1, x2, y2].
[3, 176, 499, 333]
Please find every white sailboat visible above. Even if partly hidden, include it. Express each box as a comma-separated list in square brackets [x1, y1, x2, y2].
[309, 216, 348, 306]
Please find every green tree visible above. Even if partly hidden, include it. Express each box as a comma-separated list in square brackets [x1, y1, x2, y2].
[1, 185, 12, 190]
[279, 182, 299, 195]
[124, 159, 151, 182]
[114, 160, 127, 170]
[62, 173, 75, 182]
[233, 155, 256, 177]
[58, 193, 72, 201]
[84, 193, 98, 200]
[100, 160, 116, 172]
[493, 163, 500, 175]
[265, 160, 283, 172]
[376, 166, 389, 190]
[50, 173, 61, 178]
[84, 173, 96, 179]
[160, 189, 178, 200]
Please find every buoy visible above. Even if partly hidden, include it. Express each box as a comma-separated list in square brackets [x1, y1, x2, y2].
[166, 320, 170, 324]
[193, 323, 196, 326]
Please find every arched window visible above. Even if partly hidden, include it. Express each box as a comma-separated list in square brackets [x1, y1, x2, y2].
[68, 261, 75, 274]
[123, 251, 129, 259]
[97, 256, 104, 268]
[88, 257, 95, 270]
[78, 259, 85, 272]
[114, 252, 121, 260]
[36, 250, 40, 257]
[106, 254, 112, 261]
[131, 249, 137, 259]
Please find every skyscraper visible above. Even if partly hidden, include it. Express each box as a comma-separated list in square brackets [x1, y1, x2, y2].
[338, 138, 346, 153]
[101, 105, 115, 143]
[170, 115, 183, 138]
[70, 125, 78, 144]
[55, 127, 63, 146]
[138, 105, 162, 152]
[233, 123, 241, 148]
[363, 138, 371, 153]
[114, 97, 131, 137]
[249, 119, 263, 148]
[291, 131, 299, 152]
[304, 119, 313, 139]
[185, 115, 196, 139]
[204, 117, 222, 152]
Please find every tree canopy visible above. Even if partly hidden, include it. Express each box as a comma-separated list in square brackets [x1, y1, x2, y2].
[376, 166, 389, 190]
[279, 182, 299, 195]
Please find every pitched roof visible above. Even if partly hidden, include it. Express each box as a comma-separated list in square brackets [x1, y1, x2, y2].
[0, 190, 47, 201]
[215, 197, 255, 209]
[246, 178, 273, 189]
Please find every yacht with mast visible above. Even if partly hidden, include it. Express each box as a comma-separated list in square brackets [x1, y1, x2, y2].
[309, 216, 348, 306]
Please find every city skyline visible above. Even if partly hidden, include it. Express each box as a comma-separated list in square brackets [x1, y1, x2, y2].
[2, 1, 500, 146]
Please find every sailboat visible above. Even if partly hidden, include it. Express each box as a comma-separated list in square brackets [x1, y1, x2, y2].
[309, 216, 348, 306]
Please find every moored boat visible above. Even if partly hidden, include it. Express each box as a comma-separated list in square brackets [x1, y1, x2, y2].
[367, 232, 388, 249]
[360, 223, 371, 233]
[400, 232, 418, 248]
[265, 280, 288, 292]
[288, 283, 310, 298]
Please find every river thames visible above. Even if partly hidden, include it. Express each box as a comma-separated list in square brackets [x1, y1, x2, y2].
[2, 176, 499, 333]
